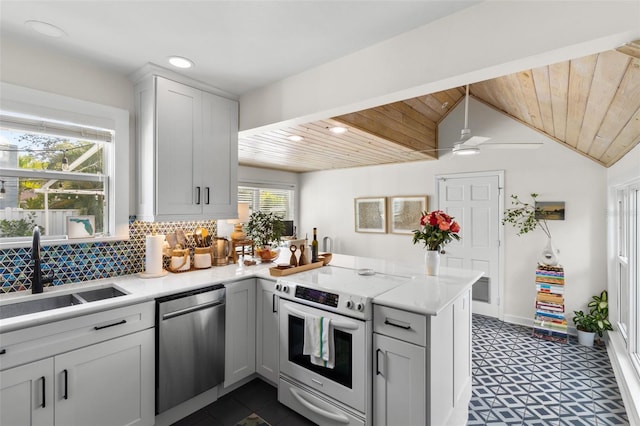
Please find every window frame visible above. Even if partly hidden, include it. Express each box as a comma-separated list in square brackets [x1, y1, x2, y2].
[0, 82, 129, 248]
[238, 180, 296, 221]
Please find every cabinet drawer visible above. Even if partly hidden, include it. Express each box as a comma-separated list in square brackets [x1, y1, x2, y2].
[373, 305, 427, 346]
[0, 302, 154, 371]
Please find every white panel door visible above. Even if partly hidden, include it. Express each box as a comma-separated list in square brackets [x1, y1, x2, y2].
[224, 278, 257, 387]
[438, 173, 502, 318]
[0, 358, 54, 426]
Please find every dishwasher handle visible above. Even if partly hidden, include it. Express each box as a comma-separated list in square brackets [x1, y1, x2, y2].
[161, 299, 224, 321]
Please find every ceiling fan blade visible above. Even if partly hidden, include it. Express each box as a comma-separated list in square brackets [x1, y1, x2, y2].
[480, 142, 543, 149]
[460, 135, 491, 146]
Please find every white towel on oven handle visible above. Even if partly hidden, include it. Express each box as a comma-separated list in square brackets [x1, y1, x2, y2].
[302, 314, 334, 369]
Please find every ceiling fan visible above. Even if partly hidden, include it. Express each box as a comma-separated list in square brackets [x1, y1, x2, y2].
[415, 84, 543, 157]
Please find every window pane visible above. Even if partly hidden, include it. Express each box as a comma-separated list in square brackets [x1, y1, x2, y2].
[238, 185, 294, 220]
[0, 178, 105, 237]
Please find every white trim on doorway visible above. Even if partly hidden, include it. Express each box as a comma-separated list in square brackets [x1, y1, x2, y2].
[436, 170, 505, 320]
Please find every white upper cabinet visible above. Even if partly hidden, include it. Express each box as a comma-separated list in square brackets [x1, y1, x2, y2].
[135, 73, 238, 221]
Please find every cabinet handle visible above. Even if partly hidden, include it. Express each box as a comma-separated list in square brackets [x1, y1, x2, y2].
[195, 186, 201, 205]
[205, 187, 210, 205]
[0, 349, 5, 355]
[272, 293, 277, 313]
[384, 319, 411, 330]
[63, 369, 68, 400]
[94, 319, 127, 330]
[40, 376, 46, 408]
[375, 349, 383, 376]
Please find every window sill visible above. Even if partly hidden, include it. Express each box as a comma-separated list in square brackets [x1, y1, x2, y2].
[608, 330, 640, 425]
[0, 235, 129, 250]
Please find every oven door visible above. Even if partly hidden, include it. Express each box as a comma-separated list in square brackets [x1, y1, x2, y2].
[279, 299, 367, 413]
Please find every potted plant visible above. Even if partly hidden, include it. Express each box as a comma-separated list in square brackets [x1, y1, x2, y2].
[502, 193, 558, 265]
[572, 290, 613, 346]
[245, 210, 285, 262]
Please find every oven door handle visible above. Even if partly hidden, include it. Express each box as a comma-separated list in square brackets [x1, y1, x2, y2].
[289, 387, 350, 424]
[282, 302, 359, 330]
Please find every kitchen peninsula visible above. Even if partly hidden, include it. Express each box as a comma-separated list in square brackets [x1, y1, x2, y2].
[0, 253, 482, 426]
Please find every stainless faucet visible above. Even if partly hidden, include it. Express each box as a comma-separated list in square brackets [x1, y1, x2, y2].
[32, 226, 54, 293]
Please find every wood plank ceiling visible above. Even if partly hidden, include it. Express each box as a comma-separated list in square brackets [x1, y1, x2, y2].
[239, 41, 640, 173]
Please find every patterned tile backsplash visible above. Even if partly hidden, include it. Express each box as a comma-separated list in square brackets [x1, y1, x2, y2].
[0, 217, 217, 293]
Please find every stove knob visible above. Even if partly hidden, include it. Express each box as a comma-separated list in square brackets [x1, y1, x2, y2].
[282, 284, 289, 293]
[346, 300, 354, 309]
[356, 302, 365, 312]
[275, 283, 282, 291]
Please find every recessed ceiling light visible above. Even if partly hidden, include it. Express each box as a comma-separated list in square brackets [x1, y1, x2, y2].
[329, 126, 348, 134]
[288, 135, 303, 142]
[25, 20, 66, 38]
[168, 56, 194, 69]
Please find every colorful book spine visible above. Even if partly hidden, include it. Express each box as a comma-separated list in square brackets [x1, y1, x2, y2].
[533, 263, 567, 343]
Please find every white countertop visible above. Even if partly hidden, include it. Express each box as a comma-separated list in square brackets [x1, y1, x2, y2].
[0, 253, 483, 333]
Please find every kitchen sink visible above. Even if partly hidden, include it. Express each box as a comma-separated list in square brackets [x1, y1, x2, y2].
[0, 285, 127, 320]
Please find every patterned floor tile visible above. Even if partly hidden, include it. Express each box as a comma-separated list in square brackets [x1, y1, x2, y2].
[469, 314, 629, 426]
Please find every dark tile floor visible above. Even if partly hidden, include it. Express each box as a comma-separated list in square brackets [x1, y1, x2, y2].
[175, 314, 628, 426]
[171, 378, 316, 426]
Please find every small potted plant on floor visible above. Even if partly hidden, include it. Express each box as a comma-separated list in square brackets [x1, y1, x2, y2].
[572, 290, 613, 346]
[245, 210, 285, 262]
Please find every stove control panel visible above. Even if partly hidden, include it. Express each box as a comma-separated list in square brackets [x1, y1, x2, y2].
[294, 285, 339, 308]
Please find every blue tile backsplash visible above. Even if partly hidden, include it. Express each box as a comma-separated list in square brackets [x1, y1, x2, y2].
[0, 217, 216, 293]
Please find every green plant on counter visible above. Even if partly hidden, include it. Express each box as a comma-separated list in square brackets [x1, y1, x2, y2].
[572, 290, 613, 338]
[245, 210, 285, 248]
[502, 193, 551, 238]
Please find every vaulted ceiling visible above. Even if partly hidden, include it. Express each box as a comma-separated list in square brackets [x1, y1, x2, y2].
[239, 41, 640, 173]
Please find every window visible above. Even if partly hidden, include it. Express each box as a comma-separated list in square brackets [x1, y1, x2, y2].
[615, 181, 640, 374]
[1, 114, 111, 238]
[238, 184, 295, 220]
[0, 82, 129, 246]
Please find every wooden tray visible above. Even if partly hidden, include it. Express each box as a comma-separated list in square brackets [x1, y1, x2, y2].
[269, 261, 323, 277]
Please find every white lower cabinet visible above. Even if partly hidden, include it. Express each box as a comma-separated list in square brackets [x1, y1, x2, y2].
[0, 358, 54, 426]
[55, 329, 154, 426]
[0, 302, 155, 426]
[256, 278, 278, 384]
[373, 289, 472, 426]
[373, 334, 426, 425]
[224, 278, 257, 387]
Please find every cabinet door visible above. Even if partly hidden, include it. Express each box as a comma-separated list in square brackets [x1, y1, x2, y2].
[54, 329, 154, 426]
[256, 279, 278, 384]
[224, 278, 256, 387]
[373, 333, 425, 426]
[156, 76, 203, 216]
[201, 91, 238, 218]
[0, 358, 54, 426]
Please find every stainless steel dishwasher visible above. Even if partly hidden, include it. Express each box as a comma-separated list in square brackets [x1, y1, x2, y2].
[155, 284, 225, 414]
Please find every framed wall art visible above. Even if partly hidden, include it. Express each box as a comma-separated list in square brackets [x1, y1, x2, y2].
[535, 201, 565, 220]
[389, 196, 428, 234]
[67, 215, 96, 238]
[354, 197, 387, 233]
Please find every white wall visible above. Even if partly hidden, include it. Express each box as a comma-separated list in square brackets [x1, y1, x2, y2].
[299, 99, 607, 323]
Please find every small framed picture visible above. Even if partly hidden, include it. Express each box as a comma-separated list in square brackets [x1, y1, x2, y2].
[67, 215, 96, 238]
[355, 197, 387, 233]
[535, 202, 565, 220]
[389, 196, 428, 234]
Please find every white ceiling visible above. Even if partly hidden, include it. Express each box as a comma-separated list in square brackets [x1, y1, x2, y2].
[0, 1, 479, 96]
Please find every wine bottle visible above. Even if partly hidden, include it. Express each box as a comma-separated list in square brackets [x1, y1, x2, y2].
[311, 227, 319, 263]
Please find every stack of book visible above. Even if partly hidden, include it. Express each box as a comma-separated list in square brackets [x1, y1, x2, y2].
[532, 263, 567, 343]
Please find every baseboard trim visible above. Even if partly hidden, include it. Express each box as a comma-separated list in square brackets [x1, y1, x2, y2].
[607, 331, 640, 426]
